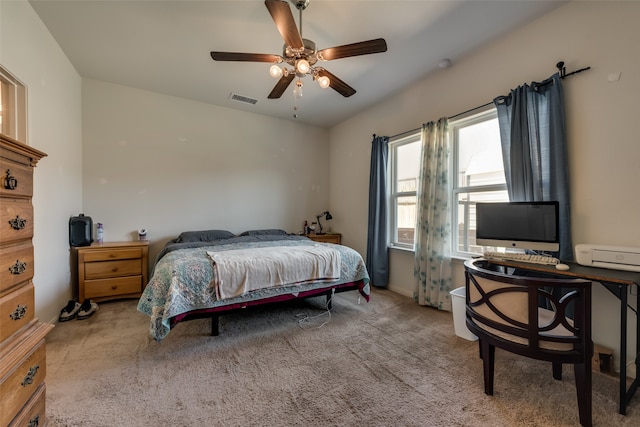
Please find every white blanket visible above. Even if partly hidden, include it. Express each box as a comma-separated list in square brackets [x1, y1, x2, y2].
[207, 245, 341, 300]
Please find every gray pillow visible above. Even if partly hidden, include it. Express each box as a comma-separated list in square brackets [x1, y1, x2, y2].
[176, 229, 235, 243]
[239, 229, 289, 237]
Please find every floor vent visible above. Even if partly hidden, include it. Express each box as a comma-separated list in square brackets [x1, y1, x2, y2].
[229, 93, 258, 105]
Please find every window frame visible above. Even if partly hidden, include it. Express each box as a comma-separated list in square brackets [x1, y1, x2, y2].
[450, 106, 508, 258]
[0, 66, 28, 143]
[388, 131, 421, 251]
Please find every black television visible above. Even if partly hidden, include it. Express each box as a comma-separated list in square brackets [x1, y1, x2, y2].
[475, 201, 560, 252]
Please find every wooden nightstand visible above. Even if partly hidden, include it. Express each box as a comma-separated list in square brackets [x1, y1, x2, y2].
[306, 233, 342, 244]
[76, 241, 149, 302]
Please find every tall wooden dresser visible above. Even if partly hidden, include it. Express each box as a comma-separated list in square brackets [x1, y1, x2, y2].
[0, 134, 52, 426]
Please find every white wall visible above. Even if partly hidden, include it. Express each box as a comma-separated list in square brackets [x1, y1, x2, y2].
[1, 1, 83, 324]
[330, 1, 640, 373]
[82, 79, 331, 264]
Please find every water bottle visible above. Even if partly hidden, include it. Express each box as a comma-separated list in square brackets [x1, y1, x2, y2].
[96, 223, 104, 243]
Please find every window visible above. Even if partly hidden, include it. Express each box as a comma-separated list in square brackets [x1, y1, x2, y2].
[0, 66, 28, 143]
[387, 107, 507, 255]
[388, 132, 421, 249]
[451, 107, 508, 257]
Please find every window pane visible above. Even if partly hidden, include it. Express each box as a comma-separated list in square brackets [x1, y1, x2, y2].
[396, 195, 416, 245]
[457, 117, 503, 188]
[389, 136, 420, 249]
[456, 190, 508, 254]
[395, 142, 420, 191]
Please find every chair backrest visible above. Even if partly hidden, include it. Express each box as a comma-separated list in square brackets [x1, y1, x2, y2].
[464, 259, 592, 362]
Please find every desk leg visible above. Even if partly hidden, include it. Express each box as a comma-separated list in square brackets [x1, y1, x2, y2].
[601, 281, 630, 415]
[620, 284, 628, 415]
[627, 285, 640, 412]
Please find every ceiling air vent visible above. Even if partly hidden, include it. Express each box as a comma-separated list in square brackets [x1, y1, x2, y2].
[229, 93, 258, 105]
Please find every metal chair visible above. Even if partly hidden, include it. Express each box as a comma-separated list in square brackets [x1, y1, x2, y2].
[464, 259, 593, 427]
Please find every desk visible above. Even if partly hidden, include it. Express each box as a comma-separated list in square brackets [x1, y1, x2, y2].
[487, 259, 640, 415]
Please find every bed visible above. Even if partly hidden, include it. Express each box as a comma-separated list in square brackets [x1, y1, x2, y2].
[137, 229, 370, 341]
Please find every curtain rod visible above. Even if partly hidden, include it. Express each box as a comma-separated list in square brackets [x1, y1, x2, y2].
[382, 61, 591, 140]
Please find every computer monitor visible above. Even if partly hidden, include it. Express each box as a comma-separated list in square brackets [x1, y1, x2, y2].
[475, 201, 560, 252]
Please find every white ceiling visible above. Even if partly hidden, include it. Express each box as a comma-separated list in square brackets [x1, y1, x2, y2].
[29, 0, 566, 128]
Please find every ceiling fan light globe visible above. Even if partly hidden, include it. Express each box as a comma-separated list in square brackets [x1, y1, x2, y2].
[296, 59, 310, 74]
[270, 65, 283, 78]
[318, 76, 330, 88]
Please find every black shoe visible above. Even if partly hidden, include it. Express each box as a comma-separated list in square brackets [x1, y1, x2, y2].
[77, 299, 99, 320]
[59, 300, 81, 322]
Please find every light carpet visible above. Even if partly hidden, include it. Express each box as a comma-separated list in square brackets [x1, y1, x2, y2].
[45, 288, 638, 426]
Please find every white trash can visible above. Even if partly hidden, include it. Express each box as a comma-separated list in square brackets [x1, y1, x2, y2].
[450, 287, 478, 341]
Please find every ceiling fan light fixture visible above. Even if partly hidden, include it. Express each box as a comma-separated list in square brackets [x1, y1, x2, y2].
[296, 59, 310, 74]
[318, 75, 330, 89]
[211, 0, 387, 103]
[269, 65, 284, 78]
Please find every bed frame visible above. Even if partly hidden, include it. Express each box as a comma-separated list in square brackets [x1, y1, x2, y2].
[169, 280, 365, 336]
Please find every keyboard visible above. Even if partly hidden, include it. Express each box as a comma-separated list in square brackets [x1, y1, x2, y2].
[482, 251, 560, 265]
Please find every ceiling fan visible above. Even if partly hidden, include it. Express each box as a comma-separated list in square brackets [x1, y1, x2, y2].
[210, 0, 388, 100]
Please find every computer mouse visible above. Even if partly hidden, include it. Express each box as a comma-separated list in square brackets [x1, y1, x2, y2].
[555, 263, 570, 271]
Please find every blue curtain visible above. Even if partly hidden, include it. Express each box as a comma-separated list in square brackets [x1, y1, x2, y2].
[494, 73, 573, 261]
[366, 135, 389, 287]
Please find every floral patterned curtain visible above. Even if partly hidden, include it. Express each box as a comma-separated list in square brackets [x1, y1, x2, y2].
[413, 118, 453, 310]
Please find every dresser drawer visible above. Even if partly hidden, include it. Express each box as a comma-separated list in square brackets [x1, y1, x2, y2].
[84, 259, 142, 280]
[9, 383, 46, 427]
[0, 339, 46, 427]
[0, 284, 35, 342]
[0, 242, 33, 294]
[0, 200, 33, 245]
[84, 276, 143, 299]
[82, 247, 143, 262]
[0, 159, 33, 199]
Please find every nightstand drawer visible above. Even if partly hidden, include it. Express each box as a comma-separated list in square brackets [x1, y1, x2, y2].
[84, 276, 143, 299]
[85, 259, 142, 280]
[307, 233, 342, 244]
[83, 247, 143, 262]
[0, 339, 46, 427]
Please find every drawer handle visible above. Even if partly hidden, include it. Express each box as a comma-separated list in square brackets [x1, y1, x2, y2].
[21, 364, 40, 386]
[9, 215, 27, 230]
[112, 267, 119, 272]
[3, 169, 18, 190]
[28, 414, 40, 427]
[9, 259, 27, 274]
[9, 304, 27, 320]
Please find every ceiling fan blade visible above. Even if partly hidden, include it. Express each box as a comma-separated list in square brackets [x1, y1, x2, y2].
[316, 68, 356, 97]
[317, 38, 388, 61]
[210, 52, 282, 63]
[268, 73, 296, 99]
[265, 0, 304, 50]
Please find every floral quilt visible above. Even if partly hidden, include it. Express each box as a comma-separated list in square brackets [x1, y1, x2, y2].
[137, 236, 370, 340]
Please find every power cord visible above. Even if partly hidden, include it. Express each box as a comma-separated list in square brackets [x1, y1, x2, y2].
[296, 288, 334, 330]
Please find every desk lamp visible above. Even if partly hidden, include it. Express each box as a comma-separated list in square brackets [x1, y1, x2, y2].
[315, 211, 332, 235]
